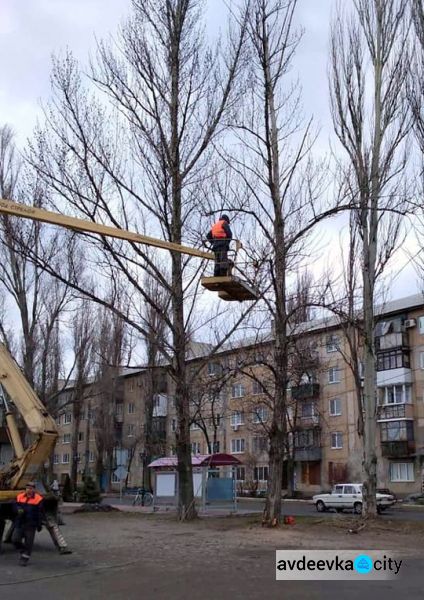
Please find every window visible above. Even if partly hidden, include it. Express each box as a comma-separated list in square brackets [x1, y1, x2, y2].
[331, 432, 343, 449]
[328, 367, 341, 384]
[231, 411, 244, 426]
[294, 429, 317, 448]
[78, 431, 84, 442]
[377, 349, 410, 371]
[63, 433, 71, 444]
[115, 403, 123, 416]
[326, 335, 339, 353]
[420, 352, 424, 370]
[53, 454, 59, 465]
[419, 316, 424, 334]
[127, 424, 135, 437]
[89, 451, 95, 463]
[208, 441, 220, 453]
[191, 442, 201, 454]
[252, 436, 268, 453]
[252, 381, 265, 395]
[379, 384, 411, 405]
[231, 438, 245, 453]
[252, 406, 268, 424]
[62, 453, 70, 464]
[55, 415, 61, 426]
[128, 379, 135, 392]
[190, 422, 200, 430]
[343, 485, 355, 494]
[207, 362, 222, 376]
[334, 485, 344, 494]
[171, 418, 177, 432]
[235, 466, 245, 481]
[380, 420, 414, 442]
[390, 462, 414, 482]
[301, 402, 315, 418]
[254, 466, 269, 481]
[128, 403, 135, 414]
[232, 383, 245, 398]
[64, 413, 72, 425]
[329, 398, 342, 416]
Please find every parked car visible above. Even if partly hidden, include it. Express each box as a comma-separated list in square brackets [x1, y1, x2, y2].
[312, 483, 396, 515]
[377, 488, 398, 503]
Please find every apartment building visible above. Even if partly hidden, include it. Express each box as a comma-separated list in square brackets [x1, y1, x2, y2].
[178, 294, 424, 497]
[3, 293, 423, 497]
[52, 367, 170, 490]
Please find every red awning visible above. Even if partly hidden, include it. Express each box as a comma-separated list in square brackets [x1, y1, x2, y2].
[148, 453, 242, 469]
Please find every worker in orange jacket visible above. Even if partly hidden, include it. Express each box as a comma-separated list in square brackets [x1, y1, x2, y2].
[206, 214, 232, 276]
[13, 482, 44, 566]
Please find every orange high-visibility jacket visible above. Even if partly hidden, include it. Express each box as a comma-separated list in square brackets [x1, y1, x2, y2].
[16, 492, 43, 506]
[211, 219, 229, 239]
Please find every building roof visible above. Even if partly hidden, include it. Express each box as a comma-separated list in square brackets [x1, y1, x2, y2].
[148, 453, 242, 469]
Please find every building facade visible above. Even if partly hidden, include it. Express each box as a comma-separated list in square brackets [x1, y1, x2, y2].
[3, 293, 423, 497]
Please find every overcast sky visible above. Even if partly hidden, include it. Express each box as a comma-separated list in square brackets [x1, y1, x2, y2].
[0, 0, 418, 299]
[0, 0, 335, 145]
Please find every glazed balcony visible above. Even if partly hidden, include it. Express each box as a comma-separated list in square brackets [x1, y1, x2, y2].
[291, 383, 320, 400]
[381, 440, 415, 457]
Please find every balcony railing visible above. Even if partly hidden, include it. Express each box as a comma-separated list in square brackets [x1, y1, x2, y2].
[381, 440, 415, 457]
[295, 414, 320, 428]
[376, 332, 409, 351]
[294, 446, 322, 461]
[377, 404, 414, 420]
[291, 383, 320, 400]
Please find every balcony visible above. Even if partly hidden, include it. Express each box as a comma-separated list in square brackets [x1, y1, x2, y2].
[114, 407, 124, 423]
[153, 394, 168, 417]
[377, 367, 412, 387]
[381, 440, 415, 457]
[294, 446, 322, 461]
[295, 414, 320, 428]
[377, 404, 414, 421]
[376, 332, 408, 351]
[114, 380, 125, 403]
[291, 383, 320, 400]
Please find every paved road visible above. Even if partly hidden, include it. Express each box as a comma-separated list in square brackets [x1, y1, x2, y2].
[103, 495, 424, 521]
[1, 511, 423, 600]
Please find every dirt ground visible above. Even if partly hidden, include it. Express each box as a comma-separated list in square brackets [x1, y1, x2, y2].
[1, 512, 424, 600]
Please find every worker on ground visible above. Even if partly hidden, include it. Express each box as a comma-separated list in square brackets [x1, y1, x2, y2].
[206, 214, 232, 276]
[13, 481, 44, 566]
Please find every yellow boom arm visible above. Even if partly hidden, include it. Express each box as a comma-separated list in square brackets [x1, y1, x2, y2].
[0, 199, 214, 260]
[0, 344, 58, 493]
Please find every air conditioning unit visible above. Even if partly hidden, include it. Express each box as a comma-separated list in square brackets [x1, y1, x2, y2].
[404, 319, 416, 329]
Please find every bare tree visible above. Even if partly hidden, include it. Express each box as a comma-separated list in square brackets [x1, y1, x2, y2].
[220, 0, 344, 526]
[69, 301, 96, 490]
[26, 0, 249, 520]
[329, 0, 410, 517]
[409, 0, 424, 283]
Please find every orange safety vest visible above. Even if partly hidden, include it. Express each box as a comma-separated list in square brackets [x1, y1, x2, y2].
[211, 219, 228, 239]
[16, 491, 43, 506]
